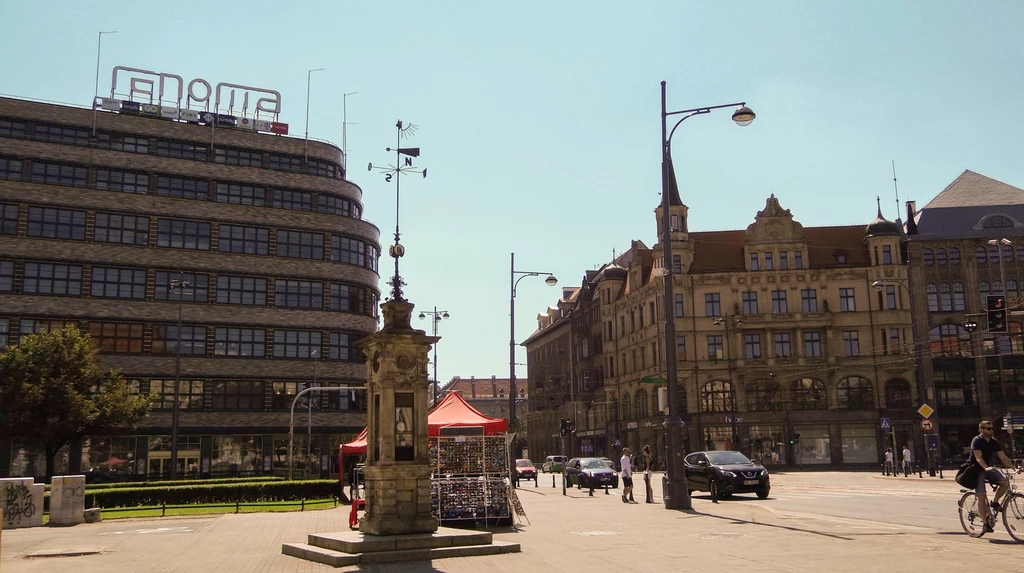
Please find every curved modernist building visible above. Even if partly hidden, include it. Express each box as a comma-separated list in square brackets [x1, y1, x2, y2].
[0, 95, 380, 479]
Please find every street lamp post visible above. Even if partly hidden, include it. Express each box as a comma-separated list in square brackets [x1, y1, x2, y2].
[989, 238, 1012, 413]
[509, 252, 557, 488]
[659, 80, 754, 510]
[304, 67, 325, 161]
[418, 307, 450, 405]
[713, 314, 742, 452]
[169, 277, 192, 480]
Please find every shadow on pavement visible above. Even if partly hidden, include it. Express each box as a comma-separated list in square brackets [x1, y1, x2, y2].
[691, 509, 861, 541]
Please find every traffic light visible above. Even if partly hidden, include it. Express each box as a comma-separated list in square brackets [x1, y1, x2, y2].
[789, 433, 800, 445]
[560, 419, 573, 436]
[988, 295, 1008, 333]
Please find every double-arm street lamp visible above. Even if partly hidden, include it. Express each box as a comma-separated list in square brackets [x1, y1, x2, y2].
[509, 253, 557, 485]
[418, 307, 450, 405]
[169, 277, 192, 479]
[659, 81, 754, 510]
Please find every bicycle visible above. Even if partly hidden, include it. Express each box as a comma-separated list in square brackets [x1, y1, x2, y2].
[957, 468, 1024, 541]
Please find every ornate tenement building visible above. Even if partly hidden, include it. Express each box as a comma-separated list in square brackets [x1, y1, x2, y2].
[0, 95, 380, 479]
[525, 190, 917, 468]
[906, 170, 1024, 460]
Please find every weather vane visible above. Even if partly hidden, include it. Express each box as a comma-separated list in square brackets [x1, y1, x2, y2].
[368, 120, 427, 302]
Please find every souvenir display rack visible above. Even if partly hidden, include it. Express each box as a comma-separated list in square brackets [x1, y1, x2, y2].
[429, 435, 515, 525]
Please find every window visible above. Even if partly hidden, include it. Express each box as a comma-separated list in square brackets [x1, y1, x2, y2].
[1005, 245, 1014, 264]
[19, 318, 77, 338]
[214, 147, 262, 167]
[748, 380, 782, 411]
[936, 248, 947, 265]
[214, 328, 266, 357]
[277, 230, 323, 259]
[329, 332, 354, 360]
[885, 285, 897, 310]
[0, 118, 27, 137]
[30, 162, 88, 187]
[306, 158, 341, 179]
[317, 195, 353, 217]
[839, 288, 856, 312]
[0, 157, 23, 181]
[835, 250, 848, 264]
[976, 246, 987, 263]
[926, 283, 939, 312]
[33, 123, 90, 146]
[889, 328, 901, 354]
[794, 250, 804, 269]
[953, 282, 966, 311]
[215, 183, 265, 206]
[980, 281, 990, 302]
[157, 219, 210, 250]
[23, 262, 83, 295]
[216, 276, 267, 306]
[674, 294, 684, 317]
[939, 283, 952, 312]
[0, 318, 8, 348]
[91, 267, 146, 299]
[152, 325, 207, 355]
[837, 376, 873, 409]
[701, 380, 734, 413]
[764, 252, 774, 270]
[96, 169, 149, 194]
[93, 213, 149, 245]
[801, 289, 817, 312]
[329, 283, 364, 314]
[153, 272, 209, 302]
[273, 329, 322, 358]
[0, 204, 18, 235]
[272, 189, 314, 212]
[156, 176, 209, 200]
[705, 293, 721, 317]
[882, 245, 893, 265]
[771, 290, 787, 313]
[275, 280, 323, 309]
[929, 324, 970, 356]
[268, 154, 303, 173]
[983, 215, 1014, 228]
[707, 335, 724, 360]
[1019, 246, 1024, 263]
[0, 261, 12, 291]
[744, 334, 761, 359]
[803, 332, 822, 357]
[217, 225, 269, 255]
[792, 378, 826, 409]
[149, 380, 204, 410]
[88, 322, 144, 353]
[94, 133, 149, 153]
[741, 291, 758, 314]
[842, 330, 860, 356]
[749, 252, 759, 271]
[26, 207, 86, 240]
[886, 379, 912, 409]
[990, 245, 1000, 262]
[330, 236, 365, 266]
[779, 251, 789, 270]
[676, 335, 686, 360]
[672, 255, 681, 274]
[950, 247, 961, 265]
[774, 333, 791, 358]
[212, 381, 266, 410]
[155, 139, 208, 161]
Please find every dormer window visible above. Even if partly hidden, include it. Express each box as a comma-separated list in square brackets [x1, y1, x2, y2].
[882, 245, 892, 265]
[983, 215, 1014, 229]
[750, 252, 759, 271]
[670, 215, 680, 232]
[834, 250, 848, 265]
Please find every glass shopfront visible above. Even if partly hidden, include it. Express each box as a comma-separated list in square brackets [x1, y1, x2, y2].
[747, 425, 786, 466]
[701, 426, 735, 452]
[794, 425, 831, 465]
[211, 435, 262, 476]
[840, 425, 878, 464]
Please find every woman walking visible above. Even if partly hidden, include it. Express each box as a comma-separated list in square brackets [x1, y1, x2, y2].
[642, 445, 654, 503]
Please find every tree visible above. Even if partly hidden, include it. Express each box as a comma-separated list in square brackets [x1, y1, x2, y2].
[0, 326, 151, 478]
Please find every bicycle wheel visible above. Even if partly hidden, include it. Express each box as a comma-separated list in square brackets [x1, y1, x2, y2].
[1002, 493, 1024, 543]
[959, 491, 987, 538]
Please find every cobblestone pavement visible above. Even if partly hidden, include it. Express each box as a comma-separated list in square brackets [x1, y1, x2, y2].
[0, 472, 1018, 572]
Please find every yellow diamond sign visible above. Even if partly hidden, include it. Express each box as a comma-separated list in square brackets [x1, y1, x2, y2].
[917, 404, 934, 419]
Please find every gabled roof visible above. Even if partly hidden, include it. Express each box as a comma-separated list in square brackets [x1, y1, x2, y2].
[924, 170, 1024, 209]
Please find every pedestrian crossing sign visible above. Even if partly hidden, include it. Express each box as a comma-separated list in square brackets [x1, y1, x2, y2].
[880, 417, 892, 430]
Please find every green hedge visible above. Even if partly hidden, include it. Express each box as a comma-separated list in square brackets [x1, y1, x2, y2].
[86, 479, 338, 508]
[83, 476, 286, 491]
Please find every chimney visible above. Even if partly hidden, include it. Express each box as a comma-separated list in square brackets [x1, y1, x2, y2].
[905, 201, 918, 236]
[491, 375, 497, 398]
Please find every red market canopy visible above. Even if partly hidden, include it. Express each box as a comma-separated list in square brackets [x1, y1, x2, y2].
[338, 392, 508, 455]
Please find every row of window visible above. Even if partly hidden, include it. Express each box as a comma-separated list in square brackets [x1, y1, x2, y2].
[748, 250, 807, 272]
[922, 244, 1024, 267]
[127, 379, 363, 412]
[0, 156, 361, 219]
[0, 317, 364, 360]
[0, 203, 379, 272]
[0, 117, 345, 180]
[0, 262, 377, 315]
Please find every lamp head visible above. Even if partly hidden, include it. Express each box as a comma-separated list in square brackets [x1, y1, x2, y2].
[871, 280, 884, 292]
[442, 311, 450, 319]
[732, 106, 756, 127]
[963, 320, 978, 333]
[418, 312, 425, 319]
[1002, 238, 1013, 246]
[545, 275, 558, 286]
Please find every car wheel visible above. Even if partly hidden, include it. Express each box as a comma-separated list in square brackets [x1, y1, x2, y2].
[756, 488, 769, 500]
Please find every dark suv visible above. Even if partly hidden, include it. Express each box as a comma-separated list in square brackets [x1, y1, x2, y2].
[684, 451, 770, 499]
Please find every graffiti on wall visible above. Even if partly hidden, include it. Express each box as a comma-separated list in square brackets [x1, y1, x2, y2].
[3, 481, 36, 526]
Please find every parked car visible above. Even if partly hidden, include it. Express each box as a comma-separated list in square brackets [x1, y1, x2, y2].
[542, 455, 568, 473]
[565, 457, 619, 490]
[683, 450, 770, 499]
[514, 458, 538, 485]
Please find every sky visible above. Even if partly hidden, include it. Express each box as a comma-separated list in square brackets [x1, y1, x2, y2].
[2, 1, 1022, 387]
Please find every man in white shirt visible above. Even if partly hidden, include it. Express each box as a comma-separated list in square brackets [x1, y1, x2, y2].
[884, 448, 895, 476]
[902, 445, 913, 477]
[620, 448, 635, 504]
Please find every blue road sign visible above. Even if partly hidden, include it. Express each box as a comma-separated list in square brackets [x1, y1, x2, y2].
[880, 417, 892, 431]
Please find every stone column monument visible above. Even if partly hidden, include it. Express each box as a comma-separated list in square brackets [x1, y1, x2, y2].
[357, 297, 439, 536]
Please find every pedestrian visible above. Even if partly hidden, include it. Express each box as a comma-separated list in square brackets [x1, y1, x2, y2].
[620, 447, 636, 504]
[902, 444, 912, 477]
[642, 445, 654, 503]
[884, 447, 894, 476]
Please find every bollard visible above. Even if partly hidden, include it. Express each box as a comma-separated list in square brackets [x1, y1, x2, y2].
[589, 480, 594, 497]
[552, 475, 556, 488]
[604, 485, 609, 495]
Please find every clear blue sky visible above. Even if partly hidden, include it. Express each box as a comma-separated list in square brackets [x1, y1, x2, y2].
[2, 2, 1022, 386]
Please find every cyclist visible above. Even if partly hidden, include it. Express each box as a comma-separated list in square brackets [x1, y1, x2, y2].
[972, 420, 1021, 531]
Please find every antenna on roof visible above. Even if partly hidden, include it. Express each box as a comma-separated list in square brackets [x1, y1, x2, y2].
[612, 247, 616, 260]
[891, 159, 900, 220]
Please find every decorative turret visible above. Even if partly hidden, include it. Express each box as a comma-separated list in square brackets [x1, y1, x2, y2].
[866, 198, 901, 238]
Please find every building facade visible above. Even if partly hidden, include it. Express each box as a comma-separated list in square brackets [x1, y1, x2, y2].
[0, 95, 380, 479]
[525, 192, 918, 468]
[906, 170, 1024, 461]
[441, 376, 527, 426]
